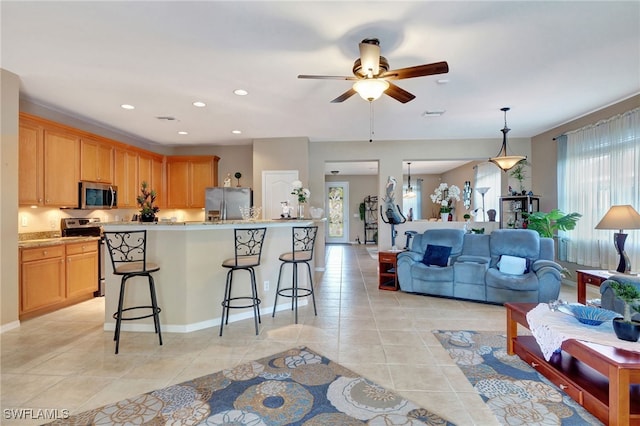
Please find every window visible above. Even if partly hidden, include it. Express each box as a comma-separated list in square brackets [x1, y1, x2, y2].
[558, 108, 640, 269]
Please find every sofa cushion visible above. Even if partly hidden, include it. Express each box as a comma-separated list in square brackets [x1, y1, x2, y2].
[498, 255, 531, 275]
[422, 244, 452, 267]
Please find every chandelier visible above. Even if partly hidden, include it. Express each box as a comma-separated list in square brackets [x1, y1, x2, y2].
[489, 107, 526, 172]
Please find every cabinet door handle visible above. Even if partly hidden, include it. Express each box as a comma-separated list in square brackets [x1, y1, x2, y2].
[43, 250, 48, 255]
[559, 384, 568, 390]
[531, 362, 539, 368]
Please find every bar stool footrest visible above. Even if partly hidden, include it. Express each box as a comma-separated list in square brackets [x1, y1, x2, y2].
[276, 287, 313, 298]
[113, 306, 162, 322]
[221, 297, 261, 310]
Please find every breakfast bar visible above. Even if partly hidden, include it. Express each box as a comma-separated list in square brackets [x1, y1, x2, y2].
[101, 220, 322, 333]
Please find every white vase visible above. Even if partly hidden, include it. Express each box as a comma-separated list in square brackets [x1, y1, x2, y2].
[441, 212, 450, 222]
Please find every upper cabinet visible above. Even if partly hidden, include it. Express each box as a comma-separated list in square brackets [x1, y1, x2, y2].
[138, 152, 165, 209]
[43, 129, 80, 207]
[166, 156, 219, 208]
[19, 115, 80, 207]
[19, 113, 166, 209]
[80, 138, 113, 183]
[113, 147, 138, 208]
[18, 120, 44, 205]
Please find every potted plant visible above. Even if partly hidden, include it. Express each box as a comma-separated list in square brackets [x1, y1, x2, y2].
[509, 161, 529, 194]
[137, 181, 159, 222]
[608, 281, 640, 342]
[523, 209, 582, 238]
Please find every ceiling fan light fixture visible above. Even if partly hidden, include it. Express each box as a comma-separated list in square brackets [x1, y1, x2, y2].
[353, 78, 389, 101]
[489, 107, 526, 172]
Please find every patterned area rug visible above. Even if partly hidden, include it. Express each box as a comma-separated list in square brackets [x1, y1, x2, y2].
[433, 330, 602, 426]
[48, 346, 455, 425]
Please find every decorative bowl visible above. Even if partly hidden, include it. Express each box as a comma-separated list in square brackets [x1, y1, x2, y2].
[565, 305, 621, 326]
[239, 206, 261, 221]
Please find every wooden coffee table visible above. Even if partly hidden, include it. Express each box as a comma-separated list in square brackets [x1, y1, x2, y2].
[506, 302, 640, 425]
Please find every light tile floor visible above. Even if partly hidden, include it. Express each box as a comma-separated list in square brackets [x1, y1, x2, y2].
[1, 244, 598, 425]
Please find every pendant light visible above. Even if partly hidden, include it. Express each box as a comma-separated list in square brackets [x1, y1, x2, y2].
[404, 162, 416, 199]
[489, 107, 526, 172]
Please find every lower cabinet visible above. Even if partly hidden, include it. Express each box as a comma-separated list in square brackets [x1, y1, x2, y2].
[66, 242, 98, 299]
[19, 240, 98, 319]
[20, 245, 66, 315]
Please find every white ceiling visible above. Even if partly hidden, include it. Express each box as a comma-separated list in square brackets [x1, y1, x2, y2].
[1, 1, 639, 149]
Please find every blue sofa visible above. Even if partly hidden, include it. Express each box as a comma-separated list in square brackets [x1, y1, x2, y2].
[600, 274, 640, 321]
[396, 228, 564, 304]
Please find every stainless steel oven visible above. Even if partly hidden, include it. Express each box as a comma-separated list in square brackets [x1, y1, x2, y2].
[61, 217, 105, 296]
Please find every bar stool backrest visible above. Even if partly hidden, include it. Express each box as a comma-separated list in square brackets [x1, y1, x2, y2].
[291, 226, 318, 261]
[104, 230, 153, 274]
[232, 227, 267, 267]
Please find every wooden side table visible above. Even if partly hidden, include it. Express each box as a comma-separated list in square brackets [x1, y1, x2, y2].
[378, 250, 401, 291]
[576, 269, 615, 304]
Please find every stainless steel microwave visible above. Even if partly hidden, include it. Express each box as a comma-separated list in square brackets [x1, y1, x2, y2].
[79, 181, 118, 209]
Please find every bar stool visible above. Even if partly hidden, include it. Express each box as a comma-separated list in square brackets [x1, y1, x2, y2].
[220, 227, 267, 336]
[103, 230, 162, 354]
[272, 226, 318, 324]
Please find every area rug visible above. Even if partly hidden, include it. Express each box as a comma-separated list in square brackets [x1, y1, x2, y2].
[433, 330, 602, 426]
[48, 346, 455, 425]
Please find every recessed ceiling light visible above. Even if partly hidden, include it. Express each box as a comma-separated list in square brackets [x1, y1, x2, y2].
[422, 110, 446, 117]
[192, 101, 206, 107]
[178, 131, 188, 135]
[233, 89, 248, 96]
[120, 104, 135, 110]
[231, 130, 242, 135]
[436, 79, 450, 85]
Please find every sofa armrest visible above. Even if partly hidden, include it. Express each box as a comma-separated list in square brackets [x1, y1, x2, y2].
[531, 259, 563, 273]
[601, 278, 640, 321]
[397, 251, 423, 263]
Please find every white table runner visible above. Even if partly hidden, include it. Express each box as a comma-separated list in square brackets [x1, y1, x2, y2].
[526, 303, 640, 361]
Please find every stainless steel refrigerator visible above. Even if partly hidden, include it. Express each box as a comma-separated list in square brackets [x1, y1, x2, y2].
[205, 187, 252, 220]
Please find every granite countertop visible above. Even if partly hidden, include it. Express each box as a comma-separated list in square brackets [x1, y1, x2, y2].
[19, 236, 101, 249]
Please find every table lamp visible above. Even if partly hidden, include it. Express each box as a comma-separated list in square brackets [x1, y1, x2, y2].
[595, 205, 640, 273]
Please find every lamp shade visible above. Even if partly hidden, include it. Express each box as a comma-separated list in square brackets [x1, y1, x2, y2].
[353, 79, 389, 101]
[595, 205, 640, 231]
[489, 155, 526, 171]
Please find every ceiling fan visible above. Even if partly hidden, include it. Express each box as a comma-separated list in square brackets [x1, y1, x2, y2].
[298, 38, 449, 103]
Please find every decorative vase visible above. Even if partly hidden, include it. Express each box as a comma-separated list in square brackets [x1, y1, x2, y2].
[440, 212, 449, 222]
[612, 319, 640, 342]
[140, 212, 156, 222]
[297, 204, 305, 219]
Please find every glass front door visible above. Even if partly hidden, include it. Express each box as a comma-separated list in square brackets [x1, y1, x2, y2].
[326, 181, 349, 243]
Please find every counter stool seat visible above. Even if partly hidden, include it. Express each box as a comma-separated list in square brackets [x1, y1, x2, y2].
[272, 226, 318, 324]
[219, 227, 267, 336]
[104, 230, 162, 354]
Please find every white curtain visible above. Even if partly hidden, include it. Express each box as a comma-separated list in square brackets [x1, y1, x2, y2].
[474, 162, 501, 222]
[558, 107, 640, 270]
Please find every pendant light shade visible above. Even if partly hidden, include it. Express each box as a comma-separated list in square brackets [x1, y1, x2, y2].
[489, 107, 526, 172]
[353, 78, 389, 101]
[404, 162, 416, 198]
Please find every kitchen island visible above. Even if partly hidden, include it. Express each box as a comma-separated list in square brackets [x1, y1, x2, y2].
[102, 220, 324, 333]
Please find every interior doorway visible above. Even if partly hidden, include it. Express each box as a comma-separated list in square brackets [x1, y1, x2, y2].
[325, 181, 349, 244]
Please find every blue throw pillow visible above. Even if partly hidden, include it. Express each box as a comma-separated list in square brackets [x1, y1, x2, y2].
[422, 244, 452, 267]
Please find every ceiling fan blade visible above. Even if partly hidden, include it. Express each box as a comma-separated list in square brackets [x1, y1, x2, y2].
[298, 74, 357, 80]
[331, 88, 357, 103]
[359, 39, 381, 76]
[381, 61, 449, 80]
[385, 82, 415, 103]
